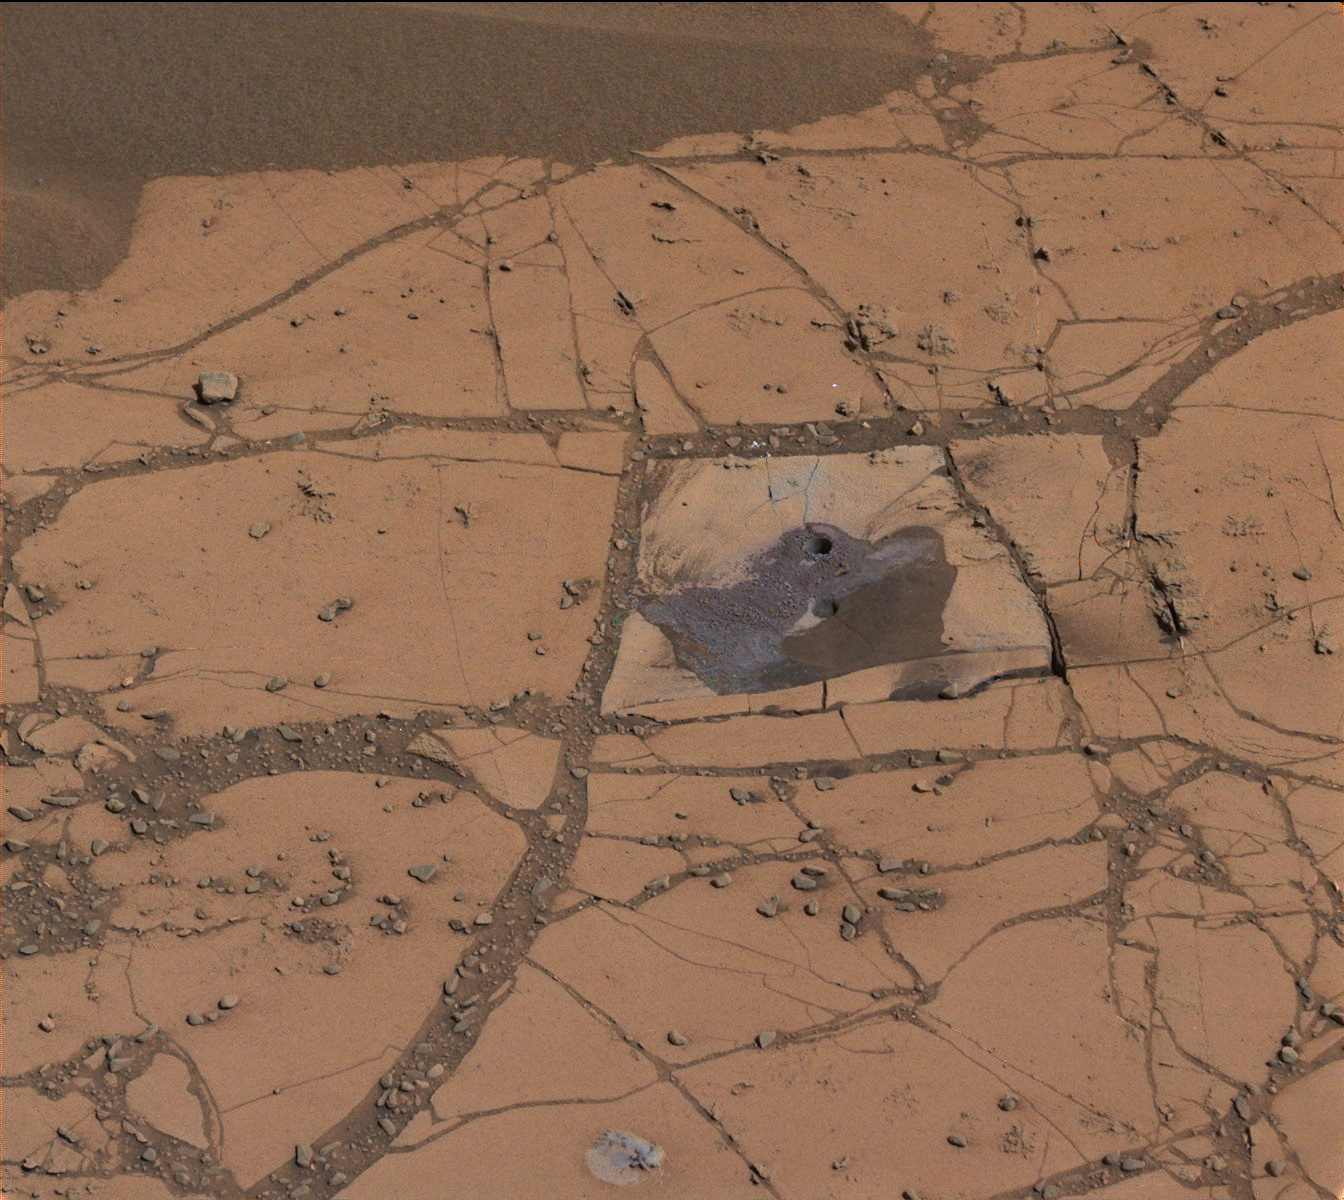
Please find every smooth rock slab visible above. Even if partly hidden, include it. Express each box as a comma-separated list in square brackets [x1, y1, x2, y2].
[603, 451, 1050, 714]
[586, 1131, 666, 1186]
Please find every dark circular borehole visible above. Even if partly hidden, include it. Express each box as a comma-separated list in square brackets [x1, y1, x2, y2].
[804, 535, 833, 556]
[812, 598, 839, 618]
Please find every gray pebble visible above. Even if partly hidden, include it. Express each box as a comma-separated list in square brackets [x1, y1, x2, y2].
[408, 864, 438, 883]
[265, 676, 288, 692]
[791, 875, 817, 891]
[948, 1134, 967, 1148]
[755, 1030, 776, 1049]
[667, 1030, 688, 1047]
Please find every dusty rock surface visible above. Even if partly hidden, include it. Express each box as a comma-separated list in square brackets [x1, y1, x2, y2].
[3, 5, 1342, 1199]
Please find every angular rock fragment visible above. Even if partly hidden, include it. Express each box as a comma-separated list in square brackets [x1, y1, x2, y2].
[197, 370, 240, 403]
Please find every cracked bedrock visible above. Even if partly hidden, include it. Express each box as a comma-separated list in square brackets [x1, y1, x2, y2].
[3, 3, 1344, 1200]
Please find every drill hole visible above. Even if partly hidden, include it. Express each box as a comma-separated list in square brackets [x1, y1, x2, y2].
[812, 598, 839, 618]
[805, 535, 833, 556]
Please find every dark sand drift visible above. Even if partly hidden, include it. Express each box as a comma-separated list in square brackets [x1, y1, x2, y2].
[2, 1, 932, 297]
